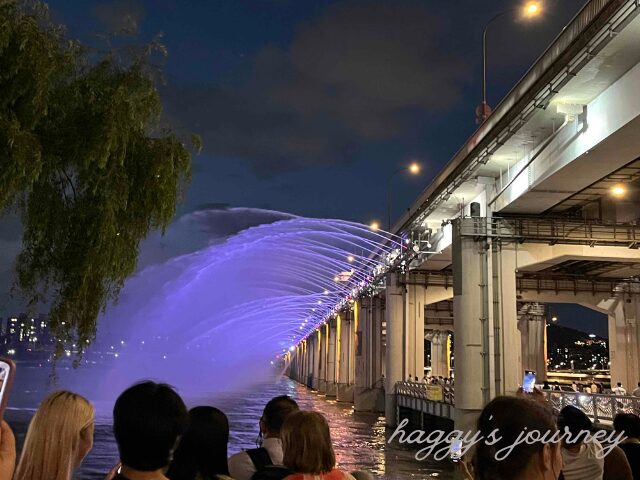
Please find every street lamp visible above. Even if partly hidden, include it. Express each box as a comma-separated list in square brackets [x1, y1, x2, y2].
[388, 162, 421, 232]
[369, 221, 380, 231]
[477, 2, 542, 124]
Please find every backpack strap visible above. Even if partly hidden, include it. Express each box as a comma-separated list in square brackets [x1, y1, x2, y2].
[246, 447, 273, 471]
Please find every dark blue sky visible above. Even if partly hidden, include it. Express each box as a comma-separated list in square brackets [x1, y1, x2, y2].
[5, 0, 609, 337]
[47, 0, 588, 223]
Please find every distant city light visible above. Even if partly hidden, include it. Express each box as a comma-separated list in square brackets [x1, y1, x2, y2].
[551, 316, 558, 322]
[588, 334, 596, 338]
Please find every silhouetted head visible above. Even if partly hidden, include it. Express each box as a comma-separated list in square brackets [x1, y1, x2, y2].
[168, 406, 230, 480]
[113, 381, 188, 471]
[472, 396, 561, 480]
[261, 395, 299, 438]
[617, 382, 622, 387]
[558, 405, 593, 447]
[613, 413, 640, 440]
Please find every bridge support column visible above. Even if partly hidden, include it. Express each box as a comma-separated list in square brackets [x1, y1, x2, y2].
[518, 303, 547, 381]
[453, 231, 489, 433]
[354, 296, 385, 411]
[312, 329, 321, 390]
[385, 272, 404, 426]
[426, 330, 450, 378]
[318, 324, 328, 393]
[406, 284, 425, 380]
[326, 318, 337, 397]
[491, 242, 521, 397]
[453, 222, 521, 433]
[609, 298, 640, 391]
[337, 312, 354, 402]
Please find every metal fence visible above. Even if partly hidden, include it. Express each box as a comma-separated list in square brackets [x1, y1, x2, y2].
[396, 381, 454, 404]
[396, 382, 640, 424]
[542, 391, 640, 424]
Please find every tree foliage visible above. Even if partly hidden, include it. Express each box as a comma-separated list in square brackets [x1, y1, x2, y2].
[0, 1, 198, 353]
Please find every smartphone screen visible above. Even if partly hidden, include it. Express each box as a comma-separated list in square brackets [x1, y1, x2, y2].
[523, 370, 536, 393]
[0, 358, 15, 421]
[450, 439, 462, 462]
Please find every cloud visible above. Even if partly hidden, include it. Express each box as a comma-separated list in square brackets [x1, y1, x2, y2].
[162, 1, 468, 176]
[92, 0, 144, 34]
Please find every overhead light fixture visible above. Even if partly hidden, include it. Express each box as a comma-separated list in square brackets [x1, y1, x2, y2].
[611, 185, 626, 198]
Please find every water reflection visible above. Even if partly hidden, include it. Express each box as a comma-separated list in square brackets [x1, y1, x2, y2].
[7, 377, 452, 479]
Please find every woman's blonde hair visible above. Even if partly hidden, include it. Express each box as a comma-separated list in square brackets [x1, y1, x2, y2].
[15, 390, 95, 480]
[281, 410, 335, 474]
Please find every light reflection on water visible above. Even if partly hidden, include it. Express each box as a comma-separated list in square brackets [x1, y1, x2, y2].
[7, 377, 452, 479]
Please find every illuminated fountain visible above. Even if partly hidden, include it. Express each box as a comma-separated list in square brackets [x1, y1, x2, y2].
[57, 209, 411, 401]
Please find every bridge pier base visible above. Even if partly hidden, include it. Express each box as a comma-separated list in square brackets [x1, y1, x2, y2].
[385, 272, 404, 426]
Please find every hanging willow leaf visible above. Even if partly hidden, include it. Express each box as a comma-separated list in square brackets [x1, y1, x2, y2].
[1, 1, 198, 354]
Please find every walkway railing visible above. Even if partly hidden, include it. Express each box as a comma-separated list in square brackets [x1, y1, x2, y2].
[396, 381, 454, 405]
[542, 391, 640, 424]
[396, 381, 640, 424]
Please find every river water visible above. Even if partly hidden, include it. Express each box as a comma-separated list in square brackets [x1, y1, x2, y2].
[6, 377, 452, 480]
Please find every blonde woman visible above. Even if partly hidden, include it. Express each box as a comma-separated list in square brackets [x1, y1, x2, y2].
[281, 411, 355, 480]
[15, 391, 95, 480]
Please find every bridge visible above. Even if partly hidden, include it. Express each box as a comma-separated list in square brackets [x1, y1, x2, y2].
[287, 0, 640, 433]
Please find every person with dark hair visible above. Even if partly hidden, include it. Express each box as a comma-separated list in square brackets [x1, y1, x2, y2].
[168, 407, 232, 480]
[558, 405, 632, 480]
[558, 405, 603, 480]
[632, 382, 640, 397]
[111, 381, 189, 480]
[613, 382, 627, 396]
[614, 413, 640, 480]
[470, 396, 561, 480]
[281, 410, 355, 480]
[228, 395, 299, 480]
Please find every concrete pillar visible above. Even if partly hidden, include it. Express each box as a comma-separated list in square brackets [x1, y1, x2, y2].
[326, 318, 337, 397]
[319, 324, 328, 393]
[385, 272, 404, 426]
[453, 229, 488, 433]
[337, 312, 354, 401]
[518, 304, 547, 381]
[609, 298, 640, 390]
[406, 283, 425, 380]
[354, 296, 385, 411]
[313, 329, 321, 390]
[372, 296, 384, 385]
[492, 243, 521, 398]
[426, 330, 450, 378]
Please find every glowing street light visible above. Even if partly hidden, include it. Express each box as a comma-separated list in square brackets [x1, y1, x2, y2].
[369, 221, 380, 231]
[524, 2, 541, 17]
[388, 162, 422, 231]
[551, 316, 558, 322]
[347, 255, 355, 263]
[477, 2, 543, 124]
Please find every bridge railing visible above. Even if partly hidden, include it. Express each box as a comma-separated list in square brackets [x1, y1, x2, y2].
[542, 391, 640, 424]
[458, 217, 640, 247]
[396, 381, 454, 405]
[396, 382, 640, 424]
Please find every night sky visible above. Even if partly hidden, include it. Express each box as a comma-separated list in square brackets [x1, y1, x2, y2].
[45, 0, 588, 221]
[3, 0, 609, 336]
